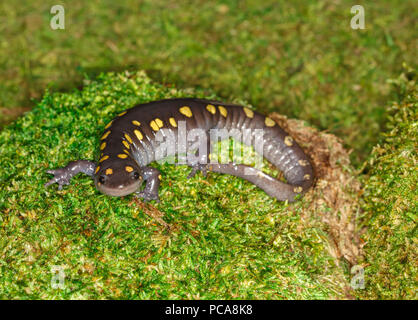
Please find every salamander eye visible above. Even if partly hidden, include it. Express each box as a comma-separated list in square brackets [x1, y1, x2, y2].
[133, 172, 140, 180]
[99, 175, 106, 184]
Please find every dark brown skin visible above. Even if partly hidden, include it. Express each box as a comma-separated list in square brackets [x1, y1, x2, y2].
[45, 98, 314, 202]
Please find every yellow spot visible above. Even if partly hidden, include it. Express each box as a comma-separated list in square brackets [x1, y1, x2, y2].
[124, 133, 133, 144]
[304, 174, 311, 180]
[150, 120, 159, 131]
[104, 121, 113, 129]
[118, 154, 128, 159]
[158, 174, 162, 180]
[99, 155, 109, 163]
[118, 111, 127, 117]
[218, 106, 227, 117]
[134, 129, 143, 140]
[100, 142, 106, 150]
[95, 166, 100, 174]
[243, 107, 254, 118]
[169, 117, 177, 127]
[294, 186, 303, 193]
[155, 118, 164, 128]
[284, 136, 294, 146]
[123, 149, 130, 154]
[179, 106, 193, 118]
[122, 140, 130, 149]
[298, 160, 309, 167]
[101, 130, 111, 140]
[206, 104, 216, 115]
[132, 120, 141, 126]
[106, 168, 113, 175]
[125, 166, 134, 173]
[265, 117, 275, 127]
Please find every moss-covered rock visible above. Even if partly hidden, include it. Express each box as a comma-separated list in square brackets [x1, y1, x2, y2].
[0, 71, 361, 299]
[359, 68, 417, 299]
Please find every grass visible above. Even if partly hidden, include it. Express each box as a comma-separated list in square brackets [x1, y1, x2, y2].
[358, 70, 417, 299]
[0, 0, 417, 165]
[0, 71, 355, 299]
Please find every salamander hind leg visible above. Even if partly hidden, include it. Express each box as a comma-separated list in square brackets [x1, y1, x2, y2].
[187, 163, 209, 179]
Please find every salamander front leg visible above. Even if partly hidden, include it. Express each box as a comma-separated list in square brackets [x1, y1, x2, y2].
[135, 166, 161, 202]
[45, 160, 96, 190]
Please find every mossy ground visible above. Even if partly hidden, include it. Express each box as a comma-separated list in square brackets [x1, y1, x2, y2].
[358, 71, 417, 299]
[0, 71, 360, 299]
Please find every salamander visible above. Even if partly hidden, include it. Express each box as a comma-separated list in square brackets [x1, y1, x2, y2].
[45, 98, 314, 202]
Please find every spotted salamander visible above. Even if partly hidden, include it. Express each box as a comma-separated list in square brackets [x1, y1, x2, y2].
[45, 98, 314, 202]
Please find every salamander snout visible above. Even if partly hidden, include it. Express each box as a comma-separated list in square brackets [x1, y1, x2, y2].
[94, 161, 143, 197]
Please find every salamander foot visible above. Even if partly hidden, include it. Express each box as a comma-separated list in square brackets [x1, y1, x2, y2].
[135, 190, 160, 203]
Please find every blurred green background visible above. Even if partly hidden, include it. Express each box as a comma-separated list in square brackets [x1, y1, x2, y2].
[0, 0, 416, 165]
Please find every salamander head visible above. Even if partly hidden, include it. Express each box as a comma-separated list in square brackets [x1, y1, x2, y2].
[94, 160, 143, 197]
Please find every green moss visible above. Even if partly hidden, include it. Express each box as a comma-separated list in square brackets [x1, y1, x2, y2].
[359, 69, 417, 299]
[0, 71, 349, 299]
